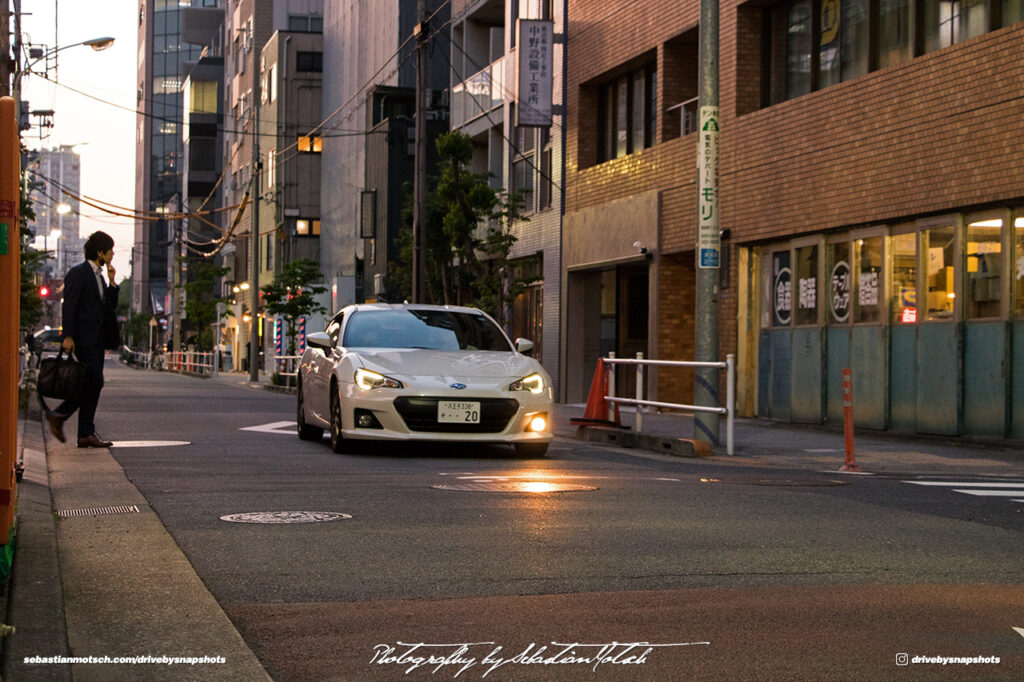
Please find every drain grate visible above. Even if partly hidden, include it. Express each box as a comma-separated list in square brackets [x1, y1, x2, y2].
[57, 505, 140, 518]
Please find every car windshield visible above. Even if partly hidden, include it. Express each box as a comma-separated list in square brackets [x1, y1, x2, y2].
[343, 309, 512, 352]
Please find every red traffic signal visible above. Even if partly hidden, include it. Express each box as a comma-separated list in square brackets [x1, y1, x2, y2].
[39, 285, 49, 298]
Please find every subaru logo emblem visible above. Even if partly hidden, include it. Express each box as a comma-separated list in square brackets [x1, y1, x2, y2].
[450, 383, 467, 390]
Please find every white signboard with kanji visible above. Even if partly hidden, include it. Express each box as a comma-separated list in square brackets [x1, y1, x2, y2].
[516, 19, 554, 127]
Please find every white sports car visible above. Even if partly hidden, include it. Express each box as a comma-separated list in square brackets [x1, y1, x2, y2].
[295, 303, 553, 457]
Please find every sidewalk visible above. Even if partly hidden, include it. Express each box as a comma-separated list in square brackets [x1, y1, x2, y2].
[1, 386, 272, 681]
[4, 366, 1021, 680]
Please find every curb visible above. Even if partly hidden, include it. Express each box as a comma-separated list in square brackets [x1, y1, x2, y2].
[576, 425, 713, 458]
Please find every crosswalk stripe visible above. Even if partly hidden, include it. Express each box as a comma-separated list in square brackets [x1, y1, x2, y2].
[952, 489, 1024, 497]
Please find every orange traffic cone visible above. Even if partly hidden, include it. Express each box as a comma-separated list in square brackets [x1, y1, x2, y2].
[570, 358, 622, 427]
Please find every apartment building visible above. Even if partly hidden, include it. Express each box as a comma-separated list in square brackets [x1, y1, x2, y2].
[449, 0, 564, 393]
[565, 0, 1024, 438]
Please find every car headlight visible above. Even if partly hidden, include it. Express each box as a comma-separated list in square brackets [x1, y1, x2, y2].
[354, 368, 404, 390]
[509, 372, 545, 394]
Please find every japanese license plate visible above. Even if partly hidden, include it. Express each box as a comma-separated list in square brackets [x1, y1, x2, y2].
[438, 401, 481, 424]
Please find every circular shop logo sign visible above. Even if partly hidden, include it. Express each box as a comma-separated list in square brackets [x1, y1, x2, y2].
[773, 267, 792, 325]
[830, 260, 851, 322]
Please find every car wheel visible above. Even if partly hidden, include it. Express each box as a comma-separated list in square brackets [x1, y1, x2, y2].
[296, 380, 324, 442]
[329, 386, 347, 454]
[514, 442, 549, 458]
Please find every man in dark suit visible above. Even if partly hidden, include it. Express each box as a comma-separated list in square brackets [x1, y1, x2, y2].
[47, 231, 119, 448]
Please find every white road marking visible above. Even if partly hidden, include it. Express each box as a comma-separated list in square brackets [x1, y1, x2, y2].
[952, 489, 1024, 497]
[111, 440, 191, 448]
[906, 481, 1024, 488]
[240, 421, 297, 435]
[1013, 627, 1024, 640]
[803, 448, 839, 453]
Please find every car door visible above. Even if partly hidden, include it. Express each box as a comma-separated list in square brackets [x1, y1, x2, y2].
[309, 312, 343, 423]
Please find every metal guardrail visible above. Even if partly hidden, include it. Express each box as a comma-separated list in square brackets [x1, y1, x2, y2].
[275, 355, 301, 378]
[603, 352, 736, 455]
[164, 351, 215, 376]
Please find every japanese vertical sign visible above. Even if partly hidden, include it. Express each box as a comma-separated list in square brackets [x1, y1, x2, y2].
[516, 19, 554, 127]
[697, 106, 720, 269]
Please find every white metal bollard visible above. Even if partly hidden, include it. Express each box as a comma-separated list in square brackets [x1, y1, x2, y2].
[726, 354, 735, 455]
[607, 352, 616, 423]
[636, 352, 644, 434]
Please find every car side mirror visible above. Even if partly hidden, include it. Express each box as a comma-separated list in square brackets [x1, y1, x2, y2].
[307, 332, 333, 351]
[515, 338, 534, 356]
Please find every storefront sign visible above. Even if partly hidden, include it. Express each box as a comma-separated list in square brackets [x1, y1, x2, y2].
[830, 260, 851, 322]
[697, 106, 720, 269]
[774, 267, 792, 325]
[799, 276, 817, 310]
[516, 20, 553, 126]
[858, 271, 878, 306]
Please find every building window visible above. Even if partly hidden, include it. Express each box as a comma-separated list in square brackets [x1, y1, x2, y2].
[296, 51, 323, 72]
[597, 63, 656, 163]
[511, 116, 536, 213]
[539, 127, 552, 211]
[510, 256, 543, 359]
[288, 15, 323, 33]
[828, 241, 852, 323]
[794, 244, 819, 325]
[925, 223, 956, 320]
[891, 231, 918, 323]
[965, 217, 1003, 319]
[296, 218, 320, 236]
[854, 236, 883, 323]
[764, 0, 1008, 106]
[297, 135, 322, 153]
[187, 79, 218, 114]
[1014, 214, 1024, 317]
[771, 249, 793, 326]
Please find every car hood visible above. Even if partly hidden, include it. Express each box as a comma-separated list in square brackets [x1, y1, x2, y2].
[353, 349, 542, 380]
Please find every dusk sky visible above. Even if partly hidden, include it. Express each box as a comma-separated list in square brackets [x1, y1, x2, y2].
[20, 0, 137, 277]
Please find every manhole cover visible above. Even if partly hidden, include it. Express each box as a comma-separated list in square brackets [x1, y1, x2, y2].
[699, 476, 849, 487]
[220, 511, 353, 524]
[433, 481, 598, 493]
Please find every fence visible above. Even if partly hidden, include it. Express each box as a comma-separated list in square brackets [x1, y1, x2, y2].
[603, 352, 735, 455]
[274, 355, 301, 387]
[164, 351, 215, 376]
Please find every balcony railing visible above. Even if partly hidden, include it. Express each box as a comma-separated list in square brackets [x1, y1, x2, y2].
[451, 54, 511, 128]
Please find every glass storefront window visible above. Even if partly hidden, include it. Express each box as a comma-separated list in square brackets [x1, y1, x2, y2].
[1015, 217, 1024, 317]
[966, 219, 1002, 319]
[854, 236, 882, 323]
[828, 242, 852, 323]
[925, 224, 956, 320]
[892, 232, 918, 323]
[795, 245, 818, 325]
[772, 250, 793, 326]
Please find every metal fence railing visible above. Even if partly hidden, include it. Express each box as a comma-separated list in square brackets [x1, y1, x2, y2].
[603, 352, 736, 455]
[164, 351, 215, 376]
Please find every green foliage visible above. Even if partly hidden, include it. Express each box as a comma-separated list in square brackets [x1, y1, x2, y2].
[19, 184, 44, 328]
[385, 131, 539, 327]
[262, 258, 327, 354]
[177, 258, 230, 350]
[124, 312, 153, 350]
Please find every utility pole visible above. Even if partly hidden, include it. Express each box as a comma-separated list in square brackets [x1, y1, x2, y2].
[412, 0, 428, 303]
[172, 211, 182, 355]
[694, 0, 721, 446]
[1, 96, 20, 544]
[249, 42, 261, 382]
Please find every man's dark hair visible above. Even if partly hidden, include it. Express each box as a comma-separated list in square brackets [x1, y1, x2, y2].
[84, 231, 114, 260]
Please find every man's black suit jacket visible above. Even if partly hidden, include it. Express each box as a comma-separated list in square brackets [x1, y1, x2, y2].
[61, 260, 119, 351]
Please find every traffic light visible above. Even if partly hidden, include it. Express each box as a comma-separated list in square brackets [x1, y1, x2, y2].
[38, 285, 49, 298]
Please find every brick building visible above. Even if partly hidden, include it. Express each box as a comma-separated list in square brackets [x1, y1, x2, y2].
[564, 0, 1024, 439]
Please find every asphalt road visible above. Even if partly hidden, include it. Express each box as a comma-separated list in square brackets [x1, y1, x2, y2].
[100, 363, 1024, 680]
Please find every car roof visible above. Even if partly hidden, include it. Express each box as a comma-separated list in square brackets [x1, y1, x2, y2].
[343, 303, 487, 316]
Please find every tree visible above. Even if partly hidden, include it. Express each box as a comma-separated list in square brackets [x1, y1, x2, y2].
[177, 258, 229, 350]
[385, 131, 539, 327]
[261, 258, 327, 355]
[19, 182, 45, 329]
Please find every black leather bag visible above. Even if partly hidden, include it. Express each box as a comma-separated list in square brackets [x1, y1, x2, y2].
[37, 349, 87, 401]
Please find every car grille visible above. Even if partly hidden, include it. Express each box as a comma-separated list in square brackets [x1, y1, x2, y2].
[393, 397, 520, 433]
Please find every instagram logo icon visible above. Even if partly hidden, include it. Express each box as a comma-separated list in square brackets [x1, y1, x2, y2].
[896, 653, 909, 666]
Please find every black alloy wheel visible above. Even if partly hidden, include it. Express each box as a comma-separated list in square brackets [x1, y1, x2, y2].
[329, 386, 347, 453]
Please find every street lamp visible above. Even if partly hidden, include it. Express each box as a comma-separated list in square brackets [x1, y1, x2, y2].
[11, 36, 117, 124]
